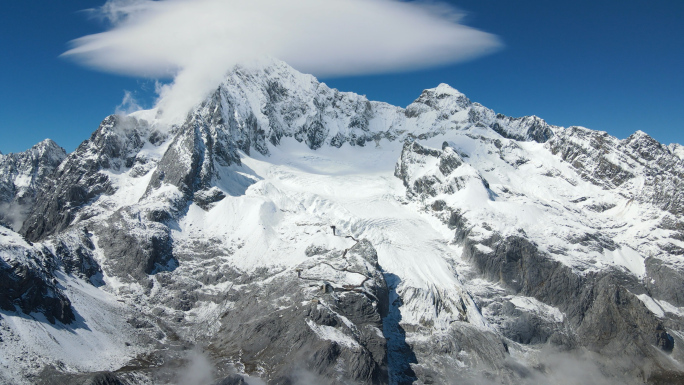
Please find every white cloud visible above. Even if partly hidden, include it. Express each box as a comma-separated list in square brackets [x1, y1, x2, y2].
[64, 0, 501, 123]
[115, 90, 142, 115]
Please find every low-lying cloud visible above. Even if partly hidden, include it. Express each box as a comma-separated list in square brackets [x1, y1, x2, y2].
[64, 0, 501, 122]
[0, 202, 29, 232]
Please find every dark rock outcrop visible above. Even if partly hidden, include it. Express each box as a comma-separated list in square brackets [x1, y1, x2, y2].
[95, 208, 175, 283]
[210, 240, 389, 384]
[21, 116, 154, 241]
[0, 227, 74, 324]
[0, 139, 66, 231]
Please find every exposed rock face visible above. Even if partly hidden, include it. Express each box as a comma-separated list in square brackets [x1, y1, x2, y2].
[95, 208, 175, 283]
[52, 229, 103, 285]
[645, 257, 684, 307]
[395, 141, 486, 200]
[211, 240, 389, 384]
[464, 235, 673, 358]
[0, 139, 66, 231]
[1, 59, 684, 384]
[38, 371, 126, 385]
[146, 98, 242, 198]
[0, 226, 74, 324]
[548, 127, 684, 216]
[20, 116, 156, 241]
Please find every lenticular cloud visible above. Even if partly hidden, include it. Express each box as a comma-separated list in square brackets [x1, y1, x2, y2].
[64, 0, 501, 122]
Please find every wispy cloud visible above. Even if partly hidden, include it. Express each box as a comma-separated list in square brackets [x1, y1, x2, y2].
[115, 90, 142, 115]
[64, 0, 502, 122]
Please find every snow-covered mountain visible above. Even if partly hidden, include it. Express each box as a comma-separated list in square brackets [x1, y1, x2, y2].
[2, 59, 684, 385]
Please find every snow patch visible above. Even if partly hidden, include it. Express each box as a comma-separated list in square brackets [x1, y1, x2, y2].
[604, 246, 646, 277]
[637, 294, 665, 318]
[637, 294, 684, 318]
[306, 319, 360, 350]
[510, 296, 565, 322]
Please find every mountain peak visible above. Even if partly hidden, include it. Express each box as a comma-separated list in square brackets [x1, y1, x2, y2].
[29, 138, 67, 162]
[434, 83, 464, 96]
[406, 83, 471, 116]
[225, 57, 318, 91]
[627, 129, 652, 140]
[32, 138, 60, 151]
[624, 129, 661, 148]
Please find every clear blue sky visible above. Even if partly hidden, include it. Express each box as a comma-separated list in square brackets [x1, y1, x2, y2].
[1, 0, 682, 154]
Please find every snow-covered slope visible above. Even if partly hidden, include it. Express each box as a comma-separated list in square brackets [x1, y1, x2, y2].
[2, 59, 684, 385]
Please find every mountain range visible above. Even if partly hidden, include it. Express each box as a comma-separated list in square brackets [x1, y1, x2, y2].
[1, 59, 684, 385]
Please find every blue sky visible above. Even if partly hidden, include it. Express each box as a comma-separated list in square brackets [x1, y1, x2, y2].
[1, 0, 682, 154]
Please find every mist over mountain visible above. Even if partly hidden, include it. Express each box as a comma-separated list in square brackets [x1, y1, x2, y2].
[1, 60, 684, 385]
